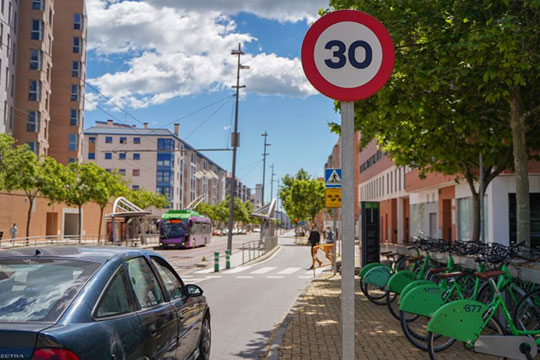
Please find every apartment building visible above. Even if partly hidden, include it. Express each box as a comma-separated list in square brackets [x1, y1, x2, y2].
[225, 176, 251, 203]
[8, 0, 86, 162]
[48, 0, 86, 164]
[83, 121, 227, 209]
[0, 0, 18, 134]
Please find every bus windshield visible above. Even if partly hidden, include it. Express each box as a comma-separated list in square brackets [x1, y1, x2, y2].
[161, 219, 189, 239]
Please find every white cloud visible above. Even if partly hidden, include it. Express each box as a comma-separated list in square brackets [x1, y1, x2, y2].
[86, 0, 318, 109]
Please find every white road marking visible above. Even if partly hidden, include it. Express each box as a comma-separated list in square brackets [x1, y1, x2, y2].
[266, 276, 284, 279]
[186, 278, 206, 283]
[250, 267, 276, 274]
[298, 276, 313, 279]
[194, 268, 216, 274]
[222, 265, 254, 274]
[236, 276, 253, 279]
[277, 267, 301, 275]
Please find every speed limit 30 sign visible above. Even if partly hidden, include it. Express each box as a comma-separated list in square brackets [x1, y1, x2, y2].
[301, 10, 394, 101]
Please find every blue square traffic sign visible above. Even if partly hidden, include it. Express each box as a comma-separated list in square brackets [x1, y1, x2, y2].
[325, 168, 342, 188]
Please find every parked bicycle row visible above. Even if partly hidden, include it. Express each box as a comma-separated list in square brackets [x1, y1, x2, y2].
[358, 238, 540, 359]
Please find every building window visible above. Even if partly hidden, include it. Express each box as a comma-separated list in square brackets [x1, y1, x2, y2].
[26, 111, 39, 132]
[28, 80, 40, 101]
[157, 153, 172, 167]
[157, 170, 171, 183]
[88, 152, 95, 160]
[133, 169, 140, 177]
[105, 169, 111, 173]
[105, 136, 112, 144]
[27, 142, 37, 154]
[29, 49, 41, 70]
[73, 37, 81, 54]
[68, 158, 76, 164]
[132, 185, 140, 190]
[119, 137, 127, 144]
[72, 61, 80, 77]
[134, 137, 140, 144]
[68, 134, 77, 151]
[133, 153, 140, 160]
[71, 85, 79, 101]
[70, 109, 79, 126]
[74, 13, 83, 30]
[157, 138, 173, 151]
[89, 137, 96, 144]
[119, 153, 126, 160]
[105, 152, 112, 160]
[32, 0, 43, 10]
[118, 169, 126, 176]
[31, 20, 43, 40]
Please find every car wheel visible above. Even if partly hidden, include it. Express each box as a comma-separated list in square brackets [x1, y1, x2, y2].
[197, 314, 211, 360]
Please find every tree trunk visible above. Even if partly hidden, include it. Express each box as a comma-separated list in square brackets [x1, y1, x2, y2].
[78, 205, 82, 243]
[26, 197, 33, 246]
[509, 88, 530, 247]
[471, 191, 480, 242]
[98, 206, 104, 243]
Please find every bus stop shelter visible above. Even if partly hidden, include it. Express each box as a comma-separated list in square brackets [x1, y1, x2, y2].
[105, 197, 151, 246]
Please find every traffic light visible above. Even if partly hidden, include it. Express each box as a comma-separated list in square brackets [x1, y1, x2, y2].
[294, 218, 298, 224]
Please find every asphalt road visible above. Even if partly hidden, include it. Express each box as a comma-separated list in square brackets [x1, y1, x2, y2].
[178, 235, 326, 360]
[152, 233, 262, 273]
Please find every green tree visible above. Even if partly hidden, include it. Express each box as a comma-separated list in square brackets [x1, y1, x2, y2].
[87, 166, 128, 241]
[280, 170, 325, 224]
[0, 136, 66, 240]
[326, 0, 540, 243]
[126, 188, 169, 209]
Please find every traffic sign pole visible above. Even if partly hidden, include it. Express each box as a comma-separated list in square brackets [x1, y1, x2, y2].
[341, 101, 355, 360]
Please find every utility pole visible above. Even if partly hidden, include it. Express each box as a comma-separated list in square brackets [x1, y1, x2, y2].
[261, 132, 270, 206]
[227, 44, 249, 253]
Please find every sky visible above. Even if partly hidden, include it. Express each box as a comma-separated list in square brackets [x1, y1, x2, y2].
[84, 0, 340, 202]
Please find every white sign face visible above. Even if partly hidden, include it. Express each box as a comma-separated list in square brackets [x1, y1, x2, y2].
[314, 21, 383, 88]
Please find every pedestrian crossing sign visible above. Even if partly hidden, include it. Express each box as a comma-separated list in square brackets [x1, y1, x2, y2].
[325, 168, 342, 188]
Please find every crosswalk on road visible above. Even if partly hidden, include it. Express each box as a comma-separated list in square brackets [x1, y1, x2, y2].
[181, 266, 328, 283]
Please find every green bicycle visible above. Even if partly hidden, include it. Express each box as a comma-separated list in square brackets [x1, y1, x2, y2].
[427, 266, 539, 359]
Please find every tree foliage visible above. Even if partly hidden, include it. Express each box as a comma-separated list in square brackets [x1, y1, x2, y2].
[279, 170, 325, 223]
[325, 0, 540, 242]
[126, 188, 169, 209]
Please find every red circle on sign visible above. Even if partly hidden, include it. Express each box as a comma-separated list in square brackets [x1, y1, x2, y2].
[301, 10, 395, 101]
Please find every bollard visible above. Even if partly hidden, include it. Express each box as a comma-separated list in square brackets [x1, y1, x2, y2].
[214, 252, 219, 272]
[225, 250, 231, 269]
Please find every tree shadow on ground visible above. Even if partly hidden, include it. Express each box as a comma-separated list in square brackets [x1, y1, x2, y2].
[231, 329, 272, 359]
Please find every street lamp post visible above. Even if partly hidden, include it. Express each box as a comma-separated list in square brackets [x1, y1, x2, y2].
[227, 44, 248, 253]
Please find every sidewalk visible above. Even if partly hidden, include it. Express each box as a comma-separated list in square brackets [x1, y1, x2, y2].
[276, 275, 493, 360]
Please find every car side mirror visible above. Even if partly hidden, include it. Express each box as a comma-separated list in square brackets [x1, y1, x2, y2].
[186, 284, 203, 297]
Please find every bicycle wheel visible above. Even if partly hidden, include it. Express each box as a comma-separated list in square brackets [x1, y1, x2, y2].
[426, 317, 504, 359]
[478, 281, 527, 330]
[513, 288, 540, 344]
[400, 310, 456, 351]
[386, 291, 416, 321]
[361, 278, 388, 305]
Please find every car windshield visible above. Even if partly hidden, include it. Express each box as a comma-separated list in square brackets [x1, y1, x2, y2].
[0, 259, 100, 322]
[161, 219, 188, 239]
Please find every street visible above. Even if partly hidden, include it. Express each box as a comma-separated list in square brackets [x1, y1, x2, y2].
[162, 234, 325, 359]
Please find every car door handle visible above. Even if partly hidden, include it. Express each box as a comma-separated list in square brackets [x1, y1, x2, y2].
[148, 324, 157, 337]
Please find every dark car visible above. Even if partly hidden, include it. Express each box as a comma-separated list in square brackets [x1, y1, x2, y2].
[0, 247, 211, 360]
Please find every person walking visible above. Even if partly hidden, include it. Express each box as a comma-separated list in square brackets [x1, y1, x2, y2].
[307, 225, 322, 270]
[9, 223, 18, 245]
[324, 226, 335, 263]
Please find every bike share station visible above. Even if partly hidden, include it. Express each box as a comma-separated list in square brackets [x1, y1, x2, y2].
[303, 9, 539, 360]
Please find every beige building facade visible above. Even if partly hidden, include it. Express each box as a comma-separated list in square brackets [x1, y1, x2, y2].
[0, 0, 18, 134]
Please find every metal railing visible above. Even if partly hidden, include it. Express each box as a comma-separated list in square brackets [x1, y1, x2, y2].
[241, 236, 278, 264]
[0, 234, 160, 249]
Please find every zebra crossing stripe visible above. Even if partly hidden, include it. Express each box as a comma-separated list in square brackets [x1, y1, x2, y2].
[236, 276, 253, 279]
[222, 265, 254, 274]
[194, 268, 216, 274]
[277, 267, 301, 275]
[266, 276, 284, 279]
[250, 266, 276, 274]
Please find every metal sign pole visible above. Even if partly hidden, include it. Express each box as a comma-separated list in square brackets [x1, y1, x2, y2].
[341, 101, 355, 359]
[333, 208, 337, 274]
